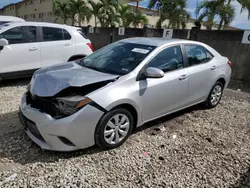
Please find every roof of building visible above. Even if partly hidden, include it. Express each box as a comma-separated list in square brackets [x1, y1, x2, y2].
[0, 21, 81, 29]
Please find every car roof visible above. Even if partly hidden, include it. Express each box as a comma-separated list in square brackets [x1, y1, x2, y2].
[2, 21, 80, 30]
[119, 37, 203, 47]
[0, 16, 25, 22]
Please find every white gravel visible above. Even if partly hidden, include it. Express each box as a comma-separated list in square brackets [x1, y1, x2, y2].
[0, 79, 250, 188]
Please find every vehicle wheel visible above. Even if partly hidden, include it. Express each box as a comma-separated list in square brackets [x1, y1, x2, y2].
[205, 81, 224, 108]
[95, 108, 133, 150]
[68, 56, 84, 62]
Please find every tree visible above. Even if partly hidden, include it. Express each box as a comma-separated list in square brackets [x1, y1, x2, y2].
[217, 2, 235, 30]
[53, 0, 70, 24]
[195, 1, 218, 30]
[148, 0, 189, 29]
[196, 0, 250, 30]
[117, 4, 134, 27]
[98, 0, 117, 27]
[130, 11, 148, 28]
[88, 0, 102, 28]
[218, 0, 249, 30]
[69, 0, 91, 26]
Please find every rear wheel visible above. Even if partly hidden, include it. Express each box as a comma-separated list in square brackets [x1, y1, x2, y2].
[95, 108, 133, 150]
[205, 81, 224, 108]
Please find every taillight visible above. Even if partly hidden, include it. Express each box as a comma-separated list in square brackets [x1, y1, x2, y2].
[227, 61, 232, 67]
[87, 43, 94, 52]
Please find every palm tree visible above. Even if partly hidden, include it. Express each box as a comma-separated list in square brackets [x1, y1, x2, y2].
[88, 0, 103, 28]
[97, 7, 118, 27]
[98, 0, 117, 27]
[117, 4, 134, 27]
[218, 0, 249, 30]
[130, 11, 148, 28]
[196, 0, 250, 30]
[53, 0, 70, 24]
[195, 0, 219, 30]
[217, 2, 235, 30]
[148, 0, 189, 29]
[236, 0, 250, 18]
[69, 0, 91, 26]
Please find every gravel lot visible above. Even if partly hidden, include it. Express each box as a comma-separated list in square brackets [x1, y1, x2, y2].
[0, 79, 249, 188]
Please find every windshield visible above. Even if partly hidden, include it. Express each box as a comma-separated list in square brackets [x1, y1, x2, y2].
[80, 42, 156, 75]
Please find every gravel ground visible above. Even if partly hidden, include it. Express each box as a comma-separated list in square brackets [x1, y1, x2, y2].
[0, 79, 250, 188]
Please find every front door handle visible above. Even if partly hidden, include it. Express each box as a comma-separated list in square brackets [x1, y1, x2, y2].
[178, 75, 188, 81]
[29, 47, 38, 51]
[211, 66, 217, 71]
[65, 43, 72, 46]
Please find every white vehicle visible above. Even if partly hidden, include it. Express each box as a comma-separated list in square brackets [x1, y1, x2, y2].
[0, 22, 93, 80]
[0, 16, 25, 25]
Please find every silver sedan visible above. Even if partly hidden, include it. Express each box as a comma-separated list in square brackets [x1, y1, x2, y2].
[19, 38, 232, 151]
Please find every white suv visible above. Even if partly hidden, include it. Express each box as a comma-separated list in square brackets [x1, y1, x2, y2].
[0, 22, 93, 80]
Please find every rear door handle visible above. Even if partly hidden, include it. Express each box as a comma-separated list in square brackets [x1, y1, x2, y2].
[65, 43, 72, 46]
[178, 75, 188, 81]
[29, 47, 38, 51]
[211, 66, 217, 71]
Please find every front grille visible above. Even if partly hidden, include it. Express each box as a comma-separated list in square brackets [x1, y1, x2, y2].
[20, 112, 45, 142]
[26, 92, 59, 117]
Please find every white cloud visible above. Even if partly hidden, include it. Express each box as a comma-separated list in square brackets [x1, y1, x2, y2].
[230, 1, 250, 29]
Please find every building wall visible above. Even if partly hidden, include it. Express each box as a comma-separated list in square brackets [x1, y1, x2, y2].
[0, 0, 235, 30]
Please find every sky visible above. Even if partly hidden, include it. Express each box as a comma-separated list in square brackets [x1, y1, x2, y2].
[0, 0, 250, 29]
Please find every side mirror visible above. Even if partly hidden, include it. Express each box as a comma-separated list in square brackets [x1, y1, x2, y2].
[0, 38, 8, 50]
[145, 67, 164, 79]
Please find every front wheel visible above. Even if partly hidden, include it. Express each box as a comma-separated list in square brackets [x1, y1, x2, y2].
[205, 81, 224, 108]
[95, 108, 134, 150]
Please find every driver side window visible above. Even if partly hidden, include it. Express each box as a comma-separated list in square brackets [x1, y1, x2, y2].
[147, 46, 184, 72]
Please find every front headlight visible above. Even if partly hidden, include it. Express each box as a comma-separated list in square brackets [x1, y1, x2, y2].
[53, 96, 92, 116]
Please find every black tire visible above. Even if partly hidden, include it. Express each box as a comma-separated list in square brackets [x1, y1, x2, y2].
[68, 56, 84, 62]
[205, 81, 224, 108]
[95, 108, 134, 150]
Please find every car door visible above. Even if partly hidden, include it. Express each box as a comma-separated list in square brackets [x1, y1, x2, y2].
[40, 26, 75, 67]
[183, 44, 215, 105]
[0, 25, 40, 76]
[139, 45, 188, 122]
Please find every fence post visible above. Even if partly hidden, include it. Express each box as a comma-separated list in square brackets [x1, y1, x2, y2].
[109, 26, 115, 43]
[143, 26, 153, 37]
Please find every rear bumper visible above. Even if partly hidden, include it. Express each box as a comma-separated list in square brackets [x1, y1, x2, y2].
[19, 94, 104, 151]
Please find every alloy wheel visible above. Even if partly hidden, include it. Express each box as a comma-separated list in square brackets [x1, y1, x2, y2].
[104, 114, 130, 145]
[210, 85, 222, 106]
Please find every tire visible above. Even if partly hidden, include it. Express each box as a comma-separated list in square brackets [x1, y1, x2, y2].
[205, 81, 224, 108]
[95, 108, 134, 150]
[68, 56, 84, 62]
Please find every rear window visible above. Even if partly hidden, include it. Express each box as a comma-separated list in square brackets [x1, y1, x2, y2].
[42, 27, 72, 41]
[77, 29, 88, 39]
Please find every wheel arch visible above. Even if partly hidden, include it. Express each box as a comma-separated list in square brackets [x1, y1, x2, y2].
[105, 99, 142, 130]
[68, 54, 86, 62]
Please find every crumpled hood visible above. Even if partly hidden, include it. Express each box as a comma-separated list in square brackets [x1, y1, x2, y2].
[30, 62, 118, 97]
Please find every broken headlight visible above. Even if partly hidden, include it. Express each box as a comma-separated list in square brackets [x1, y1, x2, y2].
[53, 96, 92, 116]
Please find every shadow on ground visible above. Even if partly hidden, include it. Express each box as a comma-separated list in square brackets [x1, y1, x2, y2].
[228, 80, 250, 94]
[0, 78, 30, 88]
[0, 103, 204, 166]
[230, 167, 250, 188]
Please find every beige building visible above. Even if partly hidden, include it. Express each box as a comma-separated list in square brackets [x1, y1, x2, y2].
[0, 0, 238, 29]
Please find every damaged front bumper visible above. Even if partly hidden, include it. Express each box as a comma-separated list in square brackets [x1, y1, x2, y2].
[19, 93, 104, 151]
